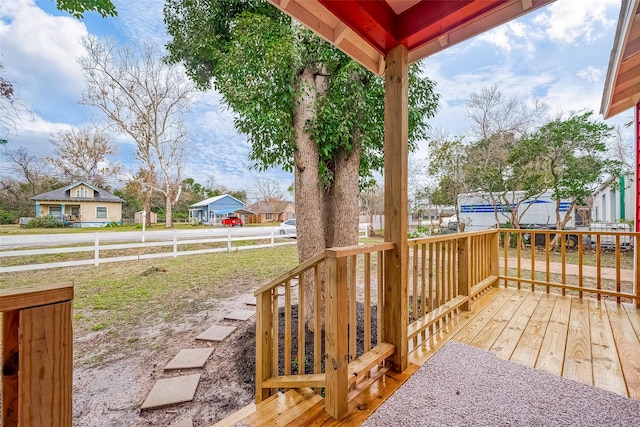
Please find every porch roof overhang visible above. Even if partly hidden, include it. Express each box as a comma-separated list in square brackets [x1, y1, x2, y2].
[601, 0, 640, 119]
[268, 0, 555, 75]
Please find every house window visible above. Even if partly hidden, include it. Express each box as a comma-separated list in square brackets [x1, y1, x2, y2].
[266, 213, 272, 220]
[96, 207, 107, 218]
[75, 188, 88, 197]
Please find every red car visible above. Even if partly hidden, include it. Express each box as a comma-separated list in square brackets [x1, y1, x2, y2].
[221, 216, 243, 227]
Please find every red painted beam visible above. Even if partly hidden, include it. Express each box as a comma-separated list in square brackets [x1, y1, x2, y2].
[319, 0, 398, 53]
[399, 0, 506, 50]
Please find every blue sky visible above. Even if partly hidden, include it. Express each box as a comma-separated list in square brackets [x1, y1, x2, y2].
[0, 0, 631, 200]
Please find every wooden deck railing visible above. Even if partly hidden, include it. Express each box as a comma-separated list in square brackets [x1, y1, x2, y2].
[253, 242, 395, 419]
[406, 230, 499, 354]
[1, 282, 74, 426]
[498, 228, 640, 306]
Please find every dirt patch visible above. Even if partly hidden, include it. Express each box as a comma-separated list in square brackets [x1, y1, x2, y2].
[73, 292, 258, 426]
[72, 293, 378, 426]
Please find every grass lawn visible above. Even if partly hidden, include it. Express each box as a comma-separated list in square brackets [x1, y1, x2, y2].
[0, 245, 299, 361]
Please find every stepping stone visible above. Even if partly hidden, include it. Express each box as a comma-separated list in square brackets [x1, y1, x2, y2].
[224, 309, 255, 321]
[140, 374, 201, 409]
[196, 325, 236, 342]
[168, 418, 193, 427]
[164, 348, 214, 371]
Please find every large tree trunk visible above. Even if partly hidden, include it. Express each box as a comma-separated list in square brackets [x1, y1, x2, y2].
[294, 67, 326, 331]
[324, 142, 362, 248]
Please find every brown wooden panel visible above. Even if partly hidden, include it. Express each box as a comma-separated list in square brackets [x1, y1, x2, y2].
[2, 310, 19, 426]
[19, 301, 73, 426]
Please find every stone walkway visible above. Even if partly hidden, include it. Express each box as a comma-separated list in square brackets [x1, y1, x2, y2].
[139, 298, 256, 426]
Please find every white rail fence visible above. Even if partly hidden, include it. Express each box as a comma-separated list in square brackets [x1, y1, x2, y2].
[0, 225, 371, 273]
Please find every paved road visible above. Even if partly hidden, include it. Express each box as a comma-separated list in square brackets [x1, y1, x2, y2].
[0, 226, 281, 249]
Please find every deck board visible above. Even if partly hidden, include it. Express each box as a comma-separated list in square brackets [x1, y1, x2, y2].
[605, 299, 640, 399]
[562, 297, 592, 386]
[490, 290, 543, 360]
[534, 295, 571, 376]
[588, 298, 626, 396]
[469, 289, 527, 351]
[509, 293, 556, 368]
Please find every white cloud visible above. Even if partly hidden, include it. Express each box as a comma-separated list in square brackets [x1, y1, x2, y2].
[576, 66, 602, 83]
[477, 21, 537, 54]
[533, 0, 618, 45]
[0, 0, 88, 98]
[112, 0, 168, 45]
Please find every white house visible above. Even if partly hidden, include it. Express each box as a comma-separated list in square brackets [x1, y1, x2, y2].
[592, 173, 635, 223]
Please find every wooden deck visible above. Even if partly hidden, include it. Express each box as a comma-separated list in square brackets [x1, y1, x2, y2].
[214, 286, 640, 426]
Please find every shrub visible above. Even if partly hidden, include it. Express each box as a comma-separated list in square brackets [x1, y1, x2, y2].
[24, 215, 63, 228]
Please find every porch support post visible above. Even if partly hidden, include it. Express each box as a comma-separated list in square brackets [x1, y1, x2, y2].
[458, 236, 471, 311]
[383, 44, 409, 373]
[324, 251, 348, 419]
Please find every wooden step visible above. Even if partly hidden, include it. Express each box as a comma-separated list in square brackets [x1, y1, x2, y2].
[262, 373, 325, 388]
[211, 393, 280, 427]
[348, 342, 395, 386]
[407, 295, 468, 340]
[241, 388, 321, 426]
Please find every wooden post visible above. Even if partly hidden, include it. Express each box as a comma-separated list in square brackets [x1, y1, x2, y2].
[490, 231, 500, 285]
[19, 301, 73, 426]
[458, 237, 470, 311]
[0, 283, 74, 427]
[324, 251, 348, 420]
[383, 44, 409, 373]
[255, 291, 273, 403]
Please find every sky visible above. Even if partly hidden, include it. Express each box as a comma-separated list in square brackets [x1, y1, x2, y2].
[0, 0, 631, 201]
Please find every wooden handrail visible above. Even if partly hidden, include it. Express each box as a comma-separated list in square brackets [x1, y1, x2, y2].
[408, 228, 497, 245]
[325, 242, 395, 258]
[254, 252, 325, 296]
[0, 282, 73, 311]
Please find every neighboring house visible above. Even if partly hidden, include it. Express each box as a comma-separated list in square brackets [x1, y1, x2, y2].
[592, 172, 635, 223]
[188, 194, 253, 225]
[30, 181, 125, 227]
[245, 200, 295, 223]
[134, 211, 158, 225]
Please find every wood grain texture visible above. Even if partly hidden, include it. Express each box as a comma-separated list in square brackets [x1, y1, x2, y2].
[383, 43, 409, 373]
[19, 301, 73, 426]
[0, 282, 73, 312]
[490, 290, 543, 360]
[2, 310, 19, 426]
[535, 296, 571, 376]
[469, 289, 527, 351]
[324, 256, 348, 419]
[509, 293, 556, 368]
[589, 299, 626, 396]
[562, 298, 593, 385]
[606, 299, 640, 398]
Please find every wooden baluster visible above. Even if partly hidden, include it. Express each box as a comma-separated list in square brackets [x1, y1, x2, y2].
[349, 256, 357, 362]
[596, 235, 602, 300]
[314, 264, 322, 393]
[545, 233, 550, 293]
[561, 234, 567, 296]
[298, 273, 305, 375]
[284, 280, 292, 376]
[364, 253, 371, 353]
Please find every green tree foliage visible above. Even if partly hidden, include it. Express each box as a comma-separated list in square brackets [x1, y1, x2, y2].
[518, 111, 621, 229]
[55, 0, 116, 18]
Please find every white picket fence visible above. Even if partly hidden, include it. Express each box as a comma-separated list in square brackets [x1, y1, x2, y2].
[0, 225, 371, 273]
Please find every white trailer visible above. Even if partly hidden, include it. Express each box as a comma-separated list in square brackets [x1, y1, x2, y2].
[458, 190, 574, 231]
